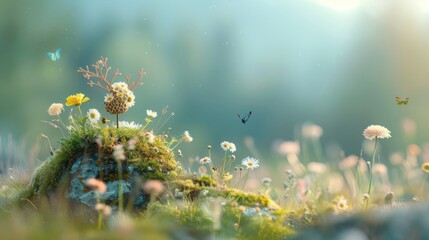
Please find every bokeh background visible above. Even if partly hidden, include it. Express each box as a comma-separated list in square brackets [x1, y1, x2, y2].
[1, 0, 428, 167]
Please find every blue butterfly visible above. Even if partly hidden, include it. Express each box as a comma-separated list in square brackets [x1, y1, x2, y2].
[237, 111, 252, 124]
[47, 48, 61, 61]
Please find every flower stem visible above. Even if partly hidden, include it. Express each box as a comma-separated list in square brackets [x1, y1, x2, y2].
[242, 170, 250, 190]
[116, 114, 119, 129]
[117, 161, 123, 212]
[365, 137, 378, 208]
[221, 151, 227, 174]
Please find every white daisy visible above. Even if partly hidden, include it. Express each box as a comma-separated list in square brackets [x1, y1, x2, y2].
[241, 157, 260, 170]
[119, 121, 142, 129]
[125, 91, 135, 107]
[146, 109, 158, 118]
[228, 142, 236, 153]
[112, 82, 127, 93]
[220, 141, 230, 151]
[87, 109, 101, 123]
[200, 157, 211, 165]
[336, 197, 349, 211]
[104, 93, 114, 103]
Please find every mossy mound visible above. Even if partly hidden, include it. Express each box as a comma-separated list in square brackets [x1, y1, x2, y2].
[19, 126, 178, 210]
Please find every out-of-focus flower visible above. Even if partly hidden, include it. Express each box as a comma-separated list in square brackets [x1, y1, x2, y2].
[144, 131, 155, 143]
[390, 152, 404, 165]
[86, 178, 107, 194]
[336, 197, 349, 211]
[408, 144, 421, 156]
[373, 163, 388, 176]
[261, 177, 272, 187]
[87, 109, 101, 123]
[302, 124, 323, 139]
[113, 144, 126, 161]
[127, 136, 138, 150]
[327, 173, 344, 194]
[223, 173, 233, 181]
[48, 103, 64, 116]
[66, 93, 89, 106]
[142, 180, 164, 195]
[241, 157, 260, 170]
[228, 142, 236, 153]
[339, 155, 358, 170]
[119, 121, 142, 129]
[95, 203, 112, 216]
[363, 125, 391, 140]
[200, 157, 211, 165]
[277, 141, 300, 156]
[421, 162, 429, 173]
[402, 118, 416, 135]
[307, 162, 328, 174]
[146, 110, 157, 118]
[183, 131, 193, 142]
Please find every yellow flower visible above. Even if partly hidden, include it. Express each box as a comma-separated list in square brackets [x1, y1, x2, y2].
[422, 162, 429, 173]
[66, 93, 90, 106]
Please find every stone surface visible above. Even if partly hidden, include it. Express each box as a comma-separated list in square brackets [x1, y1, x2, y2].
[68, 154, 149, 211]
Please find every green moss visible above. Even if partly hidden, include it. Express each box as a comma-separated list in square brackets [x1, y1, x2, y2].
[18, 126, 179, 202]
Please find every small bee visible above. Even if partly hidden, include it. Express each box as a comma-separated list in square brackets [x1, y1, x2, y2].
[237, 111, 252, 124]
[101, 117, 111, 124]
[396, 97, 409, 105]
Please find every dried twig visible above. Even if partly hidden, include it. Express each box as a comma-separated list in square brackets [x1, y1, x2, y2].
[77, 57, 144, 92]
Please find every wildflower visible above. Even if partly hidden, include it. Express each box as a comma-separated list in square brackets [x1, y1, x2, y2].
[146, 110, 158, 118]
[208, 145, 212, 150]
[363, 194, 370, 200]
[87, 109, 101, 123]
[104, 93, 114, 103]
[86, 178, 107, 194]
[119, 121, 142, 129]
[112, 82, 127, 92]
[221, 141, 230, 151]
[421, 162, 429, 173]
[390, 152, 404, 165]
[261, 177, 272, 187]
[230, 154, 236, 160]
[177, 149, 183, 158]
[402, 118, 416, 135]
[127, 136, 138, 150]
[200, 157, 211, 165]
[241, 157, 260, 170]
[302, 124, 323, 139]
[223, 172, 233, 181]
[277, 141, 300, 156]
[95, 203, 112, 216]
[113, 144, 126, 161]
[408, 144, 421, 156]
[307, 162, 328, 174]
[142, 180, 164, 195]
[363, 125, 391, 140]
[48, 103, 64, 116]
[336, 197, 349, 211]
[143, 131, 155, 144]
[201, 189, 209, 196]
[183, 131, 193, 142]
[238, 206, 246, 213]
[339, 155, 358, 170]
[65, 93, 89, 106]
[125, 91, 135, 107]
[228, 142, 236, 153]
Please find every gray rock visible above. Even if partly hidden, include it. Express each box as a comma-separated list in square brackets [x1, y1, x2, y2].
[67, 153, 149, 211]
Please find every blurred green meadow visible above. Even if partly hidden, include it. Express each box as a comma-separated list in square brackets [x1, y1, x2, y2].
[2, 0, 429, 239]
